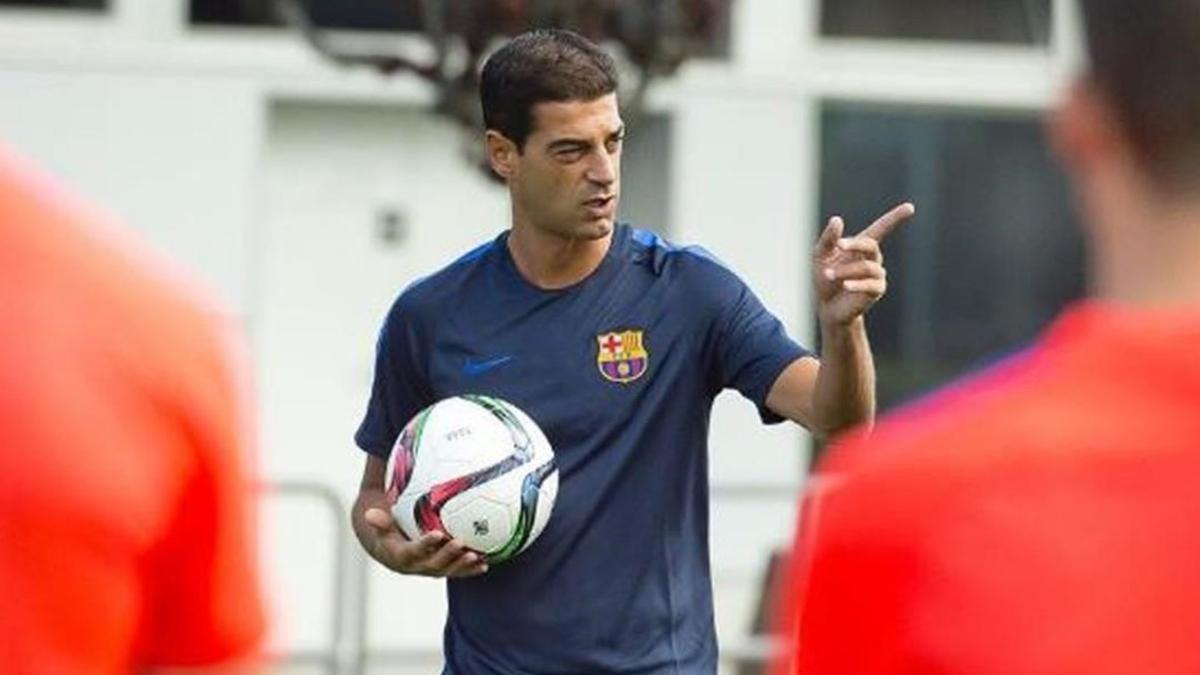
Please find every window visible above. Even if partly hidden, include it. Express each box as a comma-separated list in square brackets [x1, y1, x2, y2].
[618, 115, 672, 235]
[0, 0, 105, 9]
[189, 0, 728, 58]
[190, 0, 422, 31]
[821, 0, 1052, 45]
[819, 104, 1085, 416]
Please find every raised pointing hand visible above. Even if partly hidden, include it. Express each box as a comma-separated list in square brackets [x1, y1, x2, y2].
[814, 202, 916, 327]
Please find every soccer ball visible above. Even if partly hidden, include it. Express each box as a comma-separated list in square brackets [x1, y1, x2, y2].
[386, 395, 558, 565]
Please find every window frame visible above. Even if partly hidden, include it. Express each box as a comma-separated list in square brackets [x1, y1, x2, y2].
[818, 0, 1056, 48]
[797, 0, 1085, 410]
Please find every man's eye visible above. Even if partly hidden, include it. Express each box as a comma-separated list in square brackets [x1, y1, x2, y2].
[557, 149, 586, 162]
[606, 139, 623, 153]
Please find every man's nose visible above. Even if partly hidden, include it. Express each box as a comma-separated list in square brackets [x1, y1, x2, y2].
[585, 151, 617, 186]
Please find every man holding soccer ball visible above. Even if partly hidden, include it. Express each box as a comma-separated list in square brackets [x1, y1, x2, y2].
[352, 29, 912, 674]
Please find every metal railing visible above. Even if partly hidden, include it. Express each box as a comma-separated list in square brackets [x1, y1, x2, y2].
[259, 480, 784, 674]
[259, 480, 361, 675]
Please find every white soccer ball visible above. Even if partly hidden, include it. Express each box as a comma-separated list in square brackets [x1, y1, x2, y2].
[386, 395, 558, 564]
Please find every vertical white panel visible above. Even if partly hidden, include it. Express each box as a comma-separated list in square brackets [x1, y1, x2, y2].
[112, 0, 186, 39]
[672, 90, 812, 491]
[1053, 0, 1086, 73]
[732, 0, 812, 73]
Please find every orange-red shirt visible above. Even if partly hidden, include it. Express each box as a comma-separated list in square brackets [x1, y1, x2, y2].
[778, 303, 1200, 675]
[0, 148, 265, 672]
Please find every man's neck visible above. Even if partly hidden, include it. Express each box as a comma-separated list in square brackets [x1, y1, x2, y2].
[507, 221, 614, 290]
[1092, 197, 1200, 307]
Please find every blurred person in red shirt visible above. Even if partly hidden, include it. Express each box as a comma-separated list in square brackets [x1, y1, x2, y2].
[777, 1, 1200, 674]
[0, 146, 265, 672]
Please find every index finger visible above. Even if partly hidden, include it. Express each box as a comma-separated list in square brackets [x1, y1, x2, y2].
[860, 202, 915, 241]
[378, 529, 446, 568]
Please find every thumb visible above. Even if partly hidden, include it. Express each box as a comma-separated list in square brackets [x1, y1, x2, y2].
[364, 506, 396, 531]
[816, 216, 844, 255]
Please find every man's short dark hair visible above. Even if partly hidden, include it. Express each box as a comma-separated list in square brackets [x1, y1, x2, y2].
[1080, 0, 1200, 190]
[480, 29, 619, 151]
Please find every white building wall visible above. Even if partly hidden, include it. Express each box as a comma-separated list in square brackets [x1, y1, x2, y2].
[0, 0, 1082, 671]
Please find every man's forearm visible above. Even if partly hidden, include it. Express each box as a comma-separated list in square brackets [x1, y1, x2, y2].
[352, 488, 389, 562]
[812, 316, 876, 437]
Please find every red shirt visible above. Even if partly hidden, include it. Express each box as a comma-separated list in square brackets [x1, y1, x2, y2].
[778, 303, 1200, 675]
[0, 148, 265, 672]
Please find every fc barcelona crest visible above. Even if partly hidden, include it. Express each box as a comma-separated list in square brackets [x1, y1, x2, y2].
[596, 329, 649, 384]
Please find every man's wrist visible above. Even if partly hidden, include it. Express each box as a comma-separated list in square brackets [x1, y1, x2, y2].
[819, 313, 866, 340]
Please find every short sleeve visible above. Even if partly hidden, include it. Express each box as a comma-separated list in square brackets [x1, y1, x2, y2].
[712, 270, 811, 424]
[135, 320, 265, 667]
[354, 297, 432, 458]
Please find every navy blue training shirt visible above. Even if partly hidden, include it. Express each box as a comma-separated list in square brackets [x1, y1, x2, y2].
[356, 223, 811, 674]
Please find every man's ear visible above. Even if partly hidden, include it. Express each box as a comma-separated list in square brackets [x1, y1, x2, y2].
[1049, 78, 1125, 179]
[486, 130, 519, 180]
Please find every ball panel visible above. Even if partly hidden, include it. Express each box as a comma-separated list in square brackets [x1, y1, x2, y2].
[489, 457, 558, 563]
[419, 398, 513, 480]
[393, 492, 421, 542]
[441, 493, 514, 553]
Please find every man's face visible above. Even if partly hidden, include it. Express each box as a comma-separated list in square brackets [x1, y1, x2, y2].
[507, 94, 624, 241]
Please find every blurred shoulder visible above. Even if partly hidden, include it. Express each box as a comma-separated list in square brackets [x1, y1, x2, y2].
[822, 346, 1067, 486]
[0, 150, 247, 477]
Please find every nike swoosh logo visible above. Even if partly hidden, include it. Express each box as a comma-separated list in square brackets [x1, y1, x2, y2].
[463, 356, 514, 377]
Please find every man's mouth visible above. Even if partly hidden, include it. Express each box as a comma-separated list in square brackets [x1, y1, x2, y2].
[583, 195, 615, 213]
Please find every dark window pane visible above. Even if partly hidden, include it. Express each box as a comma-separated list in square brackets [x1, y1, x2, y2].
[618, 115, 672, 235]
[821, 0, 1052, 45]
[0, 0, 104, 9]
[190, 0, 422, 31]
[819, 104, 1085, 422]
[189, 0, 728, 58]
